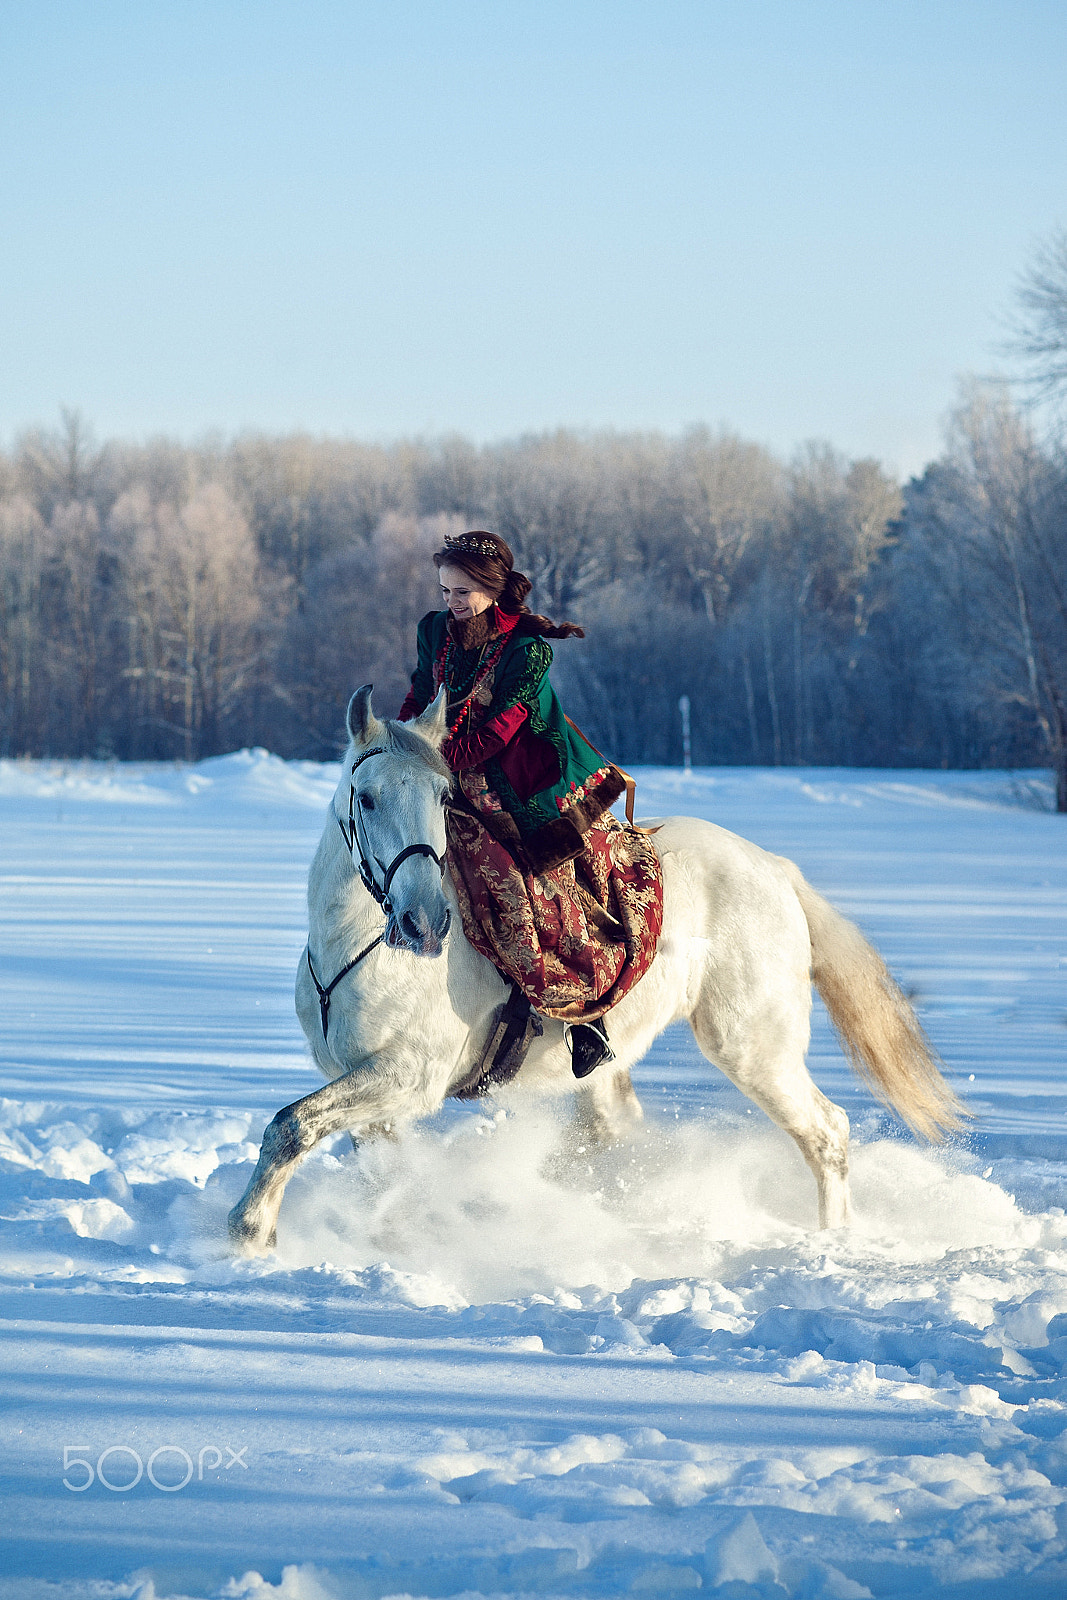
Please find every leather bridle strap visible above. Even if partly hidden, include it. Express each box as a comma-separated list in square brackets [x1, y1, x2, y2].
[337, 747, 445, 913]
[336, 747, 386, 855]
[378, 842, 444, 901]
[306, 940, 383, 1042]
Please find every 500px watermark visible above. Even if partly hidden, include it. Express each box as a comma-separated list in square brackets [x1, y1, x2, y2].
[62, 1443, 248, 1492]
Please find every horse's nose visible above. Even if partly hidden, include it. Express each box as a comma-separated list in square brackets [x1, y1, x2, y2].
[398, 900, 450, 955]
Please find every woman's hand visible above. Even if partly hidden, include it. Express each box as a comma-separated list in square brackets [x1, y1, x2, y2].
[442, 704, 528, 769]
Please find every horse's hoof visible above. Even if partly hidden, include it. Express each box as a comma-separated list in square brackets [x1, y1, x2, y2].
[227, 1206, 274, 1256]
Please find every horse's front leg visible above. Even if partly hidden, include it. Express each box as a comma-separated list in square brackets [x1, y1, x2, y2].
[571, 1065, 645, 1148]
[228, 1070, 422, 1255]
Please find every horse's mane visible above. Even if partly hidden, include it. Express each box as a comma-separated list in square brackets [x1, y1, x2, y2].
[367, 718, 452, 781]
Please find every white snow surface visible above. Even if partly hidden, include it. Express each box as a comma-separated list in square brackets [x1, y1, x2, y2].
[1, 752, 1066, 1598]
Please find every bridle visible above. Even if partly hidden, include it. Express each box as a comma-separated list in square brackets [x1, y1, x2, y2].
[307, 745, 446, 1042]
[336, 746, 445, 916]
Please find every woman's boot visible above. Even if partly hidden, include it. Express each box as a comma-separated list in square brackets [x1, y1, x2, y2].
[566, 1017, 614, 1079]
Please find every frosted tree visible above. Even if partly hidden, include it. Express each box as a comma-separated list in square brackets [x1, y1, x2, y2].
[481, 432, 616, 615]
[0, 497, 46, 754]
[109, 484, 264, 760]
[1006, 228, 1067, 414]
[905, 386, 1067, 809]
[278, 511, 463, 755]
[671, 429, 784, 624]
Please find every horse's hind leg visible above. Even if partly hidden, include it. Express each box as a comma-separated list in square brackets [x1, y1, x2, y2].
[762, 1075, 851, 1230]
[690, 993, 852, 1229]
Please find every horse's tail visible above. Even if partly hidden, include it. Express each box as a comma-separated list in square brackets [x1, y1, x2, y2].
[783, 862, 968, 1143]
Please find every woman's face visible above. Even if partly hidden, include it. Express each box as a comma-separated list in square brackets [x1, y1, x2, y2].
[438, 563, 495, 621]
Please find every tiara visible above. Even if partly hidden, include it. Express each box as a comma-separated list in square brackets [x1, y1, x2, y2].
[444, 532, 500, 559]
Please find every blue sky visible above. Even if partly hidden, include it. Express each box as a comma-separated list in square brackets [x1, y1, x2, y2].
[1, 0, 1065, 475]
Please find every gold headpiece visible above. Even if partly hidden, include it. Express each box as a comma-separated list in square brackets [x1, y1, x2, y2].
[444, 532, 501, 559]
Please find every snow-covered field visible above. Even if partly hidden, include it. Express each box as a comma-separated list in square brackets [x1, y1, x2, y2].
[2, 752, 1066, 1599]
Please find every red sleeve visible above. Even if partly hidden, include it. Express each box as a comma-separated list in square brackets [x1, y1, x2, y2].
[397, 686, 424, 722]
[441, 703, 528, 770]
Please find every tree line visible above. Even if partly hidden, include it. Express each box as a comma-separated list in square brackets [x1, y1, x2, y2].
[1, 393, 1065, 806]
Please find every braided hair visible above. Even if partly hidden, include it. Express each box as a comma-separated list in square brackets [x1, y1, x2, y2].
[432, 531, 584, 639]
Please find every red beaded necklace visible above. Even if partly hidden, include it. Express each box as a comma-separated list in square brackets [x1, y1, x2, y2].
[435, 608, 519, 738]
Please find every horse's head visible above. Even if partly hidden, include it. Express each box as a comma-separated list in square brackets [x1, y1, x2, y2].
[337, 685, 453, 956]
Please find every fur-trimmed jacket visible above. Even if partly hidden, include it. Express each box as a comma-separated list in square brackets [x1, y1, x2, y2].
[397, 606, 625, 873]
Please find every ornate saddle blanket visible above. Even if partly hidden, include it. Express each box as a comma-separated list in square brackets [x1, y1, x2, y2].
[446, 791, 664, 1024]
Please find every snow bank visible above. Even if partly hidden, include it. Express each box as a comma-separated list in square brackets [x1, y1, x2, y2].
[0, 749, 340, 810]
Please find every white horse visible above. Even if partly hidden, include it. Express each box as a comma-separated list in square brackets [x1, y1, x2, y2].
[228, 688, 965, 1254]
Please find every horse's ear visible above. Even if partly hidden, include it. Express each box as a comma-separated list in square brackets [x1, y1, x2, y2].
[411, 686, 449, 751]
[346, 686, 384, 747]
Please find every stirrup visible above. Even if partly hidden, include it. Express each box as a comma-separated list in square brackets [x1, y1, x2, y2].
[565, 1017, 615, 1079]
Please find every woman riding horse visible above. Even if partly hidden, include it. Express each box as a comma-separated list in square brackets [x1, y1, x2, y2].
[397, 530, 663, 1078]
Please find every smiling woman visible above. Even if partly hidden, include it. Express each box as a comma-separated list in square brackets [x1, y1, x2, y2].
[436, 564, 497, 624]
[397, 530, 664, 1078]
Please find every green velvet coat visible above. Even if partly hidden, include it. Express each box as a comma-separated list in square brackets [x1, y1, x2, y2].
[404, 608, 625, 873]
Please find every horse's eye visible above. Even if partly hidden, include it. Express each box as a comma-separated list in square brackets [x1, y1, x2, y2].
[359, 794, 375, 812]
